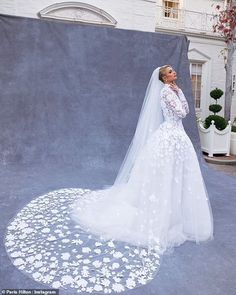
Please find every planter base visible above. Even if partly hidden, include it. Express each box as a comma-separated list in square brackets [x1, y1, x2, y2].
[198, 119, 231, 158]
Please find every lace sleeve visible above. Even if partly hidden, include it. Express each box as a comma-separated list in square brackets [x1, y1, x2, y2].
[161, 88, 188, 118]
[177, 88, 189, 114]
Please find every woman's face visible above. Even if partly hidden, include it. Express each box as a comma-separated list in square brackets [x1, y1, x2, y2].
[163, 67, 177, 83]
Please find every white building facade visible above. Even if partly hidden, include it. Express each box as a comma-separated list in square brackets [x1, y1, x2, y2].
[0, 0, 235, 122]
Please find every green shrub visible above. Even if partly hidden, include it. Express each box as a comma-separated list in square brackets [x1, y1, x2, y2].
[210, 88, 224, 100]
[209, 104, 222, 114]
[204, 115, 228, 131]
[204, 87, 227, 131]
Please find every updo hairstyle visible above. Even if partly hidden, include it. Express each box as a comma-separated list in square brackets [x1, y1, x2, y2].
[159, 65, 171, 83]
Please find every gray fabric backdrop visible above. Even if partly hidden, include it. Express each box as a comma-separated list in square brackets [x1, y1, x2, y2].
[0, 14, 235, 295]
[0, 14, 200, 170]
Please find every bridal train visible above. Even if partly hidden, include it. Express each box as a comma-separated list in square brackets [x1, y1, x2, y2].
[4, 67, 213, 293]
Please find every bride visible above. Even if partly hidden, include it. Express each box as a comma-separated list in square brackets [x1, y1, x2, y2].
[5, 65, 213, 293]
[71, 65, 214, 252]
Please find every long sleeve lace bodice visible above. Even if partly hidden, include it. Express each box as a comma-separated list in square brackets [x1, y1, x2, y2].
[177, 88, 189, 114]
[160, 85, 189, 122]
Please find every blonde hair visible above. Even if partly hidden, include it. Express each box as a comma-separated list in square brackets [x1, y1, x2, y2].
[159, 65, 171, 83]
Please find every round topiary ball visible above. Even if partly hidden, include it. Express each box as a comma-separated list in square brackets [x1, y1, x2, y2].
[204, 115, 228, 130]
[209, 104, 222, 114]
[210, 88, 224, 100]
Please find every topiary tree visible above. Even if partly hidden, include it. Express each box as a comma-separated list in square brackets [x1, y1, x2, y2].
[204, 88, 228, 130]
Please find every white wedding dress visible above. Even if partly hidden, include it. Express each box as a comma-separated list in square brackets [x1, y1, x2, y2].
[4, 76, 213, 293]
[71, 83, 213, 251]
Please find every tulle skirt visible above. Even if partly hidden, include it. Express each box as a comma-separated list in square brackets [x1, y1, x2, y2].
[71, 120, 214, 253]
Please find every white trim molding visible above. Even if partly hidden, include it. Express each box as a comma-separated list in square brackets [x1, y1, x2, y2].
[188, 48, 211, 61]
[38, 2, 117, 27]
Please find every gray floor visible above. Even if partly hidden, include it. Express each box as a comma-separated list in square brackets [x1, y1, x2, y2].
[0, 161, 236, 295]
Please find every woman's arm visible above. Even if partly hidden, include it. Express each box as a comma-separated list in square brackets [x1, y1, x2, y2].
[161, 88, 188, 118]
[169, 82, 189, 114]
[177, 88, 189, 114]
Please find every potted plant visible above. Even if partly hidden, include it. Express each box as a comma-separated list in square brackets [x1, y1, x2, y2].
[230, 117, 236, 155]
[197, 88, 231, 157]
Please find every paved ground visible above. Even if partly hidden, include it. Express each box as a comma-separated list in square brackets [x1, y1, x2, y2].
[203, 153, 236, 177]
[207, 163, 236, 177]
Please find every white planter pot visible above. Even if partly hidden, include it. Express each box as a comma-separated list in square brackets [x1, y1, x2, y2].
[197, 119, 231, 157]
[230, 131, 236, 155]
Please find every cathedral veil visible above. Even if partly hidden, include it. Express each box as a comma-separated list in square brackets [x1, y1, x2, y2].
[113, 67, 165, 185]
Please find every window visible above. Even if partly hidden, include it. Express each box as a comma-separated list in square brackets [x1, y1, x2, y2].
[163, 0, 179, 19]
[190, 63, 203, 109]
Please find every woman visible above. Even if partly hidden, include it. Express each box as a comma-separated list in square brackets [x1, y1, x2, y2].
[71, 65, 213, 251]
[5, 66, 213, 293]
